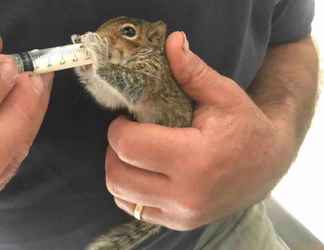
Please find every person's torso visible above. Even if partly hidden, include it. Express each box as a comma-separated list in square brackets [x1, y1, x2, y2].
[0, 1, 277, 249]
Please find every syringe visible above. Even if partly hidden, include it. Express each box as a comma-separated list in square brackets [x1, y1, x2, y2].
[10, 44, 94, 74]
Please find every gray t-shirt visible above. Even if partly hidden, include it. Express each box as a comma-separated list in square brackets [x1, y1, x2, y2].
[0, 0, 314, 249]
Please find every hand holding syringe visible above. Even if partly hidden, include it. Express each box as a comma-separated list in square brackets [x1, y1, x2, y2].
[0, 37, 54, 191]
[10, 43, 94, 74]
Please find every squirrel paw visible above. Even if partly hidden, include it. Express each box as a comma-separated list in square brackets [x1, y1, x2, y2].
[71, 32, 109, 73]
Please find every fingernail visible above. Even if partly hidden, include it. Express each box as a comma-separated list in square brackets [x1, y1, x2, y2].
[182, 32, 190, 53]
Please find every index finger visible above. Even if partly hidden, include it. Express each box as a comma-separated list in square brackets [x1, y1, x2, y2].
[108, 116, 203, 175]
[0, 73, 53, 161]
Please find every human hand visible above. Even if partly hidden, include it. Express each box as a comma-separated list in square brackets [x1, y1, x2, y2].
[0, 38, 54, 190]
[106, 32, 294, 230]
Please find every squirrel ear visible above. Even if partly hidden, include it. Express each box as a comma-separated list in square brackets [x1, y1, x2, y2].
[147, 21, 167, 49]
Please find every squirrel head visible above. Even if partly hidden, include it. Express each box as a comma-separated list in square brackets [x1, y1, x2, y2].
[97, 17, 167, 49]
[96, 17, 166, 61]
[72, 17, 167, 66]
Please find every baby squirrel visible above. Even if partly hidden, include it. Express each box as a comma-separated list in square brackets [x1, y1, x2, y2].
[72, 16, 193, 128]
[72, 17, 193, 250]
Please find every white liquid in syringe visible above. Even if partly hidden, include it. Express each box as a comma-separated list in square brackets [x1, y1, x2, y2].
[10, 43, 94, 74]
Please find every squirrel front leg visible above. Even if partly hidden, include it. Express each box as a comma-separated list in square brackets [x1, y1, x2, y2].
[74, 32, 158, 106]
[96, 63, 192, 127]
[97, 64, 159, 106]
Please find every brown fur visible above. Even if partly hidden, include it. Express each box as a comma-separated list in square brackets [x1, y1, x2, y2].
[72, 17, 193, 250]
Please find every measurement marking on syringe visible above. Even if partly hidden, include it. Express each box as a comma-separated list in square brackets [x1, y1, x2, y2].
[9, 44, 94, 74]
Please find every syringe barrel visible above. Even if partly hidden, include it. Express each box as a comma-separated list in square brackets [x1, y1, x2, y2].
[10, 44, 93, 74]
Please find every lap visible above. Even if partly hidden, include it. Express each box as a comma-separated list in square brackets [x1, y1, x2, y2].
[194, 202, 290, 250]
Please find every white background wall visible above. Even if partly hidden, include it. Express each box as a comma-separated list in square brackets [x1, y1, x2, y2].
[272, 0, 324, 243]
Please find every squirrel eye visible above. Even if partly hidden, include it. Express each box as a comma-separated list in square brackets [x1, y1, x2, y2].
[120, 25, 137, 39]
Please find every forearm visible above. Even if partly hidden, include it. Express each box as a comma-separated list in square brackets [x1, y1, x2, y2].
[248, 36, 319, 157]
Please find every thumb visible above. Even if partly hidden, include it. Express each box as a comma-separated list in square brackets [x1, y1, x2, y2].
[166, 32, 236, 106]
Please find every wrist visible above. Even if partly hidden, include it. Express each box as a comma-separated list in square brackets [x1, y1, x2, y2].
[267, 110, 300, 177]
[250, 91, 301, 172]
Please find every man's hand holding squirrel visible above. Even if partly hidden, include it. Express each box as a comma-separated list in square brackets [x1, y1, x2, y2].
[0, 38, 54, 190]
[106, 32, 296, 231]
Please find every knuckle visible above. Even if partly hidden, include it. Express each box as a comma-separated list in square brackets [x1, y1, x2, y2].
[15, 72, 30, 83]
[17, 74, 45, 96]
[114, 137, 128, 158]
[109, 133, 131, 163]
[19, 73, 45, 96]
[116, 146, 131, 163]
[0, 147, 30, 192]
[178, 222, 199, 231]
[10, 86, 48, 126]
[30, 76, 45, 96]
[171, 219, 200, 231]
[0, 181, 9, 192]
[204, 115, 220, 128]
[11, 101, 36, 125]
[106, 180, 121, 197]
[182, 152, 212, 178]
[0, 165, 18, 191]
[12, 146, 30, 165]
[108, 119, 123, 146]
[40, 73, 54, 83]
[180, 54, 206, 84]
[190, 62, 210, 85]
[15, 74, 35, 94]
[106, 165, 121, 197]
[176, 197, 203, 224]
[108, 117, 134, 163]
